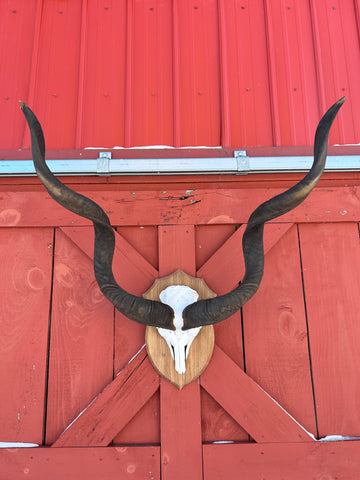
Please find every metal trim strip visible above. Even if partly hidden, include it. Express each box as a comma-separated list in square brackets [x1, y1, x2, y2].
[0, 154, 358, 176]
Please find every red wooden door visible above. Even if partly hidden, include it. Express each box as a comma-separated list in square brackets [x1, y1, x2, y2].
[0, 180, 360, 479]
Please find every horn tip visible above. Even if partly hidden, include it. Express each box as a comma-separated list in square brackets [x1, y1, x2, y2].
[19, 100, 26, 110]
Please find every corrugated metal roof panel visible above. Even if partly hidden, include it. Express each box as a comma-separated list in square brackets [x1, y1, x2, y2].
[0, 0, 360, 150]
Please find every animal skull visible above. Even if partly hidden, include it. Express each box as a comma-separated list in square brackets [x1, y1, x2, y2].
[157, 285, 200, 374]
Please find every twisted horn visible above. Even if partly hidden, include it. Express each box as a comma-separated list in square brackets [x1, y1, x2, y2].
[183, 97, 345, 329]
[20, 102, 175, 330]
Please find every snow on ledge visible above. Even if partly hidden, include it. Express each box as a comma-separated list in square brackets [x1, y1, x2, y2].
[84, 145, 222, 150]
[0, 442, 39, 448]
[318, 435, 360, 442]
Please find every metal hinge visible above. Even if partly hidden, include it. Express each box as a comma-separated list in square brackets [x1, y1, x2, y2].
[97, 151, 112, 175]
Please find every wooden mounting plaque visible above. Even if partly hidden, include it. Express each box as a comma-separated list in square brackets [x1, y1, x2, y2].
[144, 270, 216, 389]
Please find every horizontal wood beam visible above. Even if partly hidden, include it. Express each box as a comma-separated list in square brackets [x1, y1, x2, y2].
[0, 187, 358, 226]
[203, 441, 360, 480]
[0, 446, 160, 480]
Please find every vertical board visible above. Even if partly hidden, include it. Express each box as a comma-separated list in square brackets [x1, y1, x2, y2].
[129, 0, 174, 146]
[0, 0, 38, 149]
[45, 228, 114, 444]
[196, 224, 249, 442]
[112, 226, 160, 445]
[299, 222, 360, 437]
[158, 225, 203, 480]
[0, 227, 53, 444]
[218, 0, 273, 147]
[77, 1, 127, 148]
[243, 225, 317, 435]
[173, 0, 221, 146]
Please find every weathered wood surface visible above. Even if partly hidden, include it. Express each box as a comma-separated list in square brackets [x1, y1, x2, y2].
[60, 226, 161, 446]
[203, 441, 360, 480]
[2, 441, 360, 480]
[299, 222, 360, 437]
[242, 225, 317, 435]
[0, 187, 358, 227]
[0, 228, 53, 444]
[0, 446, 160, 480]
[52, 348, 159, 447]
[195, 224, 248, 442]
[144, 269, 215, 389]
[201, 346, 314, 443]
[197, 223, 294, 442]
[45, 228, 114, 445]
[111, 226, 160, 445]
[158, 225, 203, 480]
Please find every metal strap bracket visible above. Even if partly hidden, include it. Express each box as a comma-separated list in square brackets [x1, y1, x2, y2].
[97, 151, 111, 175]
[234, 150, 249, 173]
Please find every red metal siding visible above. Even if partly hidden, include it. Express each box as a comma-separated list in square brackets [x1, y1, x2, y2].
[1, 0, 360, 150]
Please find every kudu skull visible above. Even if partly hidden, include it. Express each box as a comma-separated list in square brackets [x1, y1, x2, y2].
[20, 97, 345, 376]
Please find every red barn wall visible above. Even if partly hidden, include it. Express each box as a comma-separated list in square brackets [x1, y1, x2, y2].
[1, 0, 360, 151]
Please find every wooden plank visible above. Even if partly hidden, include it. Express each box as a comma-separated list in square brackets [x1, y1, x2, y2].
[198, 223, 293, 367]
[0, 446, 160, 480]
[45, 228, 114, 445]
[242, 225, 317, 435]
[201, 389, 249, 443]
[158, 225, 196, 276]
[158, 225, 203, 480]
[198, 223, 294, 442]
[111, 226, 160, 445]
[198, 223, 294, 294]
[113, 390, 161, 445]
[61, 226, 158, 285]
[1, 187, 358, 227]
[195, 224, 235, 270]
[61, 226, 157, 370]
[160, 381, 202, 480]
[203, 441, 360, 480]
[201, 346, 314, 443]
[117, 225, 159, 269]
[0, 228, 53, 444]
[299, 222, 360, 437]
[51, 227, 161, 446]
[195, 223, 249, 441]
[52, 348, 159, 447]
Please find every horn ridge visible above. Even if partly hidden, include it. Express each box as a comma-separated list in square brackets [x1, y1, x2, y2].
[20, 102, 175, 330]
[182, 97, 345, 330]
